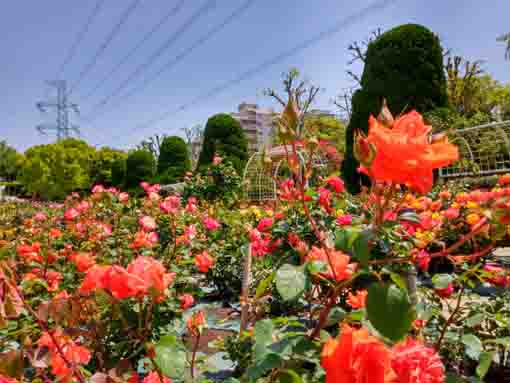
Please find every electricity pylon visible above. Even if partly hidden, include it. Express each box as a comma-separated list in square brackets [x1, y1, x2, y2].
[36, 80, 80, 140]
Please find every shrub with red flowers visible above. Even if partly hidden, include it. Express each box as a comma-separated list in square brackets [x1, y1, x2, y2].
[1, 96, 510, 383]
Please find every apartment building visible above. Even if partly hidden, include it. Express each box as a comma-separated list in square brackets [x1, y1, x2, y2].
[232, 103, 275, 153]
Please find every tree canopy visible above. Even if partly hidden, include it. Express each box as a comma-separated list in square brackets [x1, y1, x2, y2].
[19, 139, 95, 200]
[342, 24, 448, 193]
[197, 113, 248, 173]
[0, 141, 22, 181]
[156, 136, 190, 184]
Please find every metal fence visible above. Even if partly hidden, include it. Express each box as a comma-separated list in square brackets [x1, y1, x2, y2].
[439, 120, 510, 178]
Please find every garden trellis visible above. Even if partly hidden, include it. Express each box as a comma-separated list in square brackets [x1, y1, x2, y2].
[439, 120, 510, 178]
[242, 145, 330, 202]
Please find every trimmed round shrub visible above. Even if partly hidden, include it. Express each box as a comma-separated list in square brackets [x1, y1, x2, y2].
[197, 113, 248, 173]
[125, 149, 155, 190]
[156, 136, 190, 184]
[342, 24, 449, 193]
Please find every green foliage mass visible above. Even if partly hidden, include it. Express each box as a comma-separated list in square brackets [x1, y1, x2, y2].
[197, 113, 248, 173]
[18, 139, 95, 200]
[342, 24, 448, 193]
[156, 136, 190, 184]
[91, 147, 127, 187]
[125, 149, 156, 190]
[182, 160, 241, 206]
[0, 141, 22, 181]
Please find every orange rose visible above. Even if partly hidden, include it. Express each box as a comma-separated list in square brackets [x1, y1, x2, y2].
[360, 111, 458, 194]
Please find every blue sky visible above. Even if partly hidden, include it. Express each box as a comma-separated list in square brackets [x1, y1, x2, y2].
[2, 0, 509, 151]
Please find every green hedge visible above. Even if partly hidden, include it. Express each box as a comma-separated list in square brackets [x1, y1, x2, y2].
[125, 149, 155, 190]
[342, 24, 448, 193]
[197, 113, 248, 173]
[157, 136, 190, 184]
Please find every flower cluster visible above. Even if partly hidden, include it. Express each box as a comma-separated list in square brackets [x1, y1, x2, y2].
[322, 325, 444, 383]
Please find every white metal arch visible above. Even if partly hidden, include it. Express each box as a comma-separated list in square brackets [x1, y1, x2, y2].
[439, 120, 510, 178]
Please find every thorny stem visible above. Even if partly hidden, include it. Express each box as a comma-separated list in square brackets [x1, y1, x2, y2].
[435, 284, 466, 351]
[190, 332, 201, 380]
[6, 275, 86, 383]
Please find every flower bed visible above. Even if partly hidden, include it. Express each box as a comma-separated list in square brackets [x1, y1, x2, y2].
[1, 101, 510, 383]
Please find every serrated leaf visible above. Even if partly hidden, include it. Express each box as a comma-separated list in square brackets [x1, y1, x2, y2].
[276, 264, 306, 301]
[334, 228, 360, 252]
[366, 283, 414, 342]
[352, 230, 372, 267]
[476, 351, 495, 378]
[255, 272, 275, 299]
[462, 334, 483, 360]
[431, 274, 454, 289]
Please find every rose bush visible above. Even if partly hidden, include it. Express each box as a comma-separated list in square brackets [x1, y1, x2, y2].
[1, 98, 509, 383]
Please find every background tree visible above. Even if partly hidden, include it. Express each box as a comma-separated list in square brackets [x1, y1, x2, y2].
[445, 55, 483, 116]
[91, 147, 127, 186]
[182, 124, 204, 167]
[156, 136, 190, 184]
[197, 113, 248, 173]
[124, 149, 155, 190]
[304, 115, 346, 154]
[497, 32, 510, 60]
[342, 24, 448, 193]
[19, 139, 95, 200]
[137, 134, 164, 160]
[0, 141, 22, 181]
[110, 156, 127, 188]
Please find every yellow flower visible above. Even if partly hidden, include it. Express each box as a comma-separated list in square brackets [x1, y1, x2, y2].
[451, 202, 460, 209]
[411, 201, 424, 210]
[431, 212, 441, 220]
[466, 213, 481, 226]
[466, 201, 478, 209]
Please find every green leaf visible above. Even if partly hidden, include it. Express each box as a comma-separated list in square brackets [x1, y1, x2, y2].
[0, 350, 23, 379]
[466, 313, 485, 327]
[390, 272, 408, 291]
[154, 335, 187, 379]
[476, 351, 495, 379]
[326, 307, 346, 327]
[276, 264, 307, 301]
[462, 334, 483, 360]
[277, 369, 304, 383]
[366, 283, 414, 342]
[484, 337, 510, 347]
[398, 211, 421, 224]
[352, 230, 372, 267]
[445, 372, 464, 383]
[246, 353, 282, 381]
[254, 319, 274, 361]
[431, 274, 454, 289]
[334, 227, 360, 252]
[255, 272, 275, 299]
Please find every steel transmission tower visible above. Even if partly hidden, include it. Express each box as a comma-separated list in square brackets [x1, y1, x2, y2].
[36, 80, 80, 140]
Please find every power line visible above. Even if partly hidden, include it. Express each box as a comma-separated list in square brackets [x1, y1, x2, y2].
[86, 0, 217, 115]
[55, 0, 106, 80]
[86, 0, 254, 123]
[69, 0, 143, 95]
[81, 0, 186, 101]
[103, 0, 397, 146]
